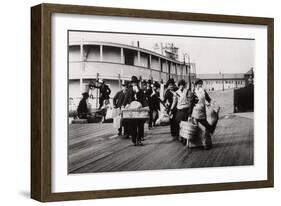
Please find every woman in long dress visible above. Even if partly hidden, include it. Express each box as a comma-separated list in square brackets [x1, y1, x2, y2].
[191, 79, 219, 149]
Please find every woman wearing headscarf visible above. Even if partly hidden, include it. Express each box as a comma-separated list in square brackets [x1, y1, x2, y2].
[77, 92, 90, 119]
[191, 79, 219, 135]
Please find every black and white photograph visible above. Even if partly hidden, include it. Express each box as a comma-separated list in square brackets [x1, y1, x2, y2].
[67, 30, 254, 174]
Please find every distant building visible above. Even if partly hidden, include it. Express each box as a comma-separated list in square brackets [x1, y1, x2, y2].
[197, 73, 246, 91]
[68, 41, 196, 101]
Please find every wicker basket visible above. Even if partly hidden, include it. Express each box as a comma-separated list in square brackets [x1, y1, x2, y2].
[121, 108, 149, 119]
[180, 120, 199, 141]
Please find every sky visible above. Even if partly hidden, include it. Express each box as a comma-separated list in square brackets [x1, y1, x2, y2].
[69, 31, 255, 74]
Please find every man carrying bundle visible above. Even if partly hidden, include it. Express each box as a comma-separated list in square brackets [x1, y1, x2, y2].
[123, 76, 146, 146]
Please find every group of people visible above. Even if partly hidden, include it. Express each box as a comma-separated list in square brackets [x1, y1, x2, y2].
[164, 78, 219, 149]
[112, 76, 163, 146]
[77, 76, 219, 149]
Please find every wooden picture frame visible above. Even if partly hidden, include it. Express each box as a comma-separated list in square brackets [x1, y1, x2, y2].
[31, 3, 274, 202]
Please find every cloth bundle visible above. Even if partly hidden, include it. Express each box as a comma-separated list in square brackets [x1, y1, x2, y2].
[155, 110, 170, 126]
[206, 102, 220, 126]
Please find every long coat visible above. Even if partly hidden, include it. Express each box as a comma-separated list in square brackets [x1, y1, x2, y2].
[77, 98, 89, 119]
[113, 90, 126, 108]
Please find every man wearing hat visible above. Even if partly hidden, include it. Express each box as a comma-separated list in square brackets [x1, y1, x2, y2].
[140, 80, 150, 107]
[163, 78, 179, 138]
[140, 80, 153, 129]
[113, 82, 129, 136]
[94, 79, 111, 109]
[123, 76, 146, 146]
[77, 92, 90, 120]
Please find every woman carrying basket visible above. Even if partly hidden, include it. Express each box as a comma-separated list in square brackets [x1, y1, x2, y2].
[191, 79, 220, 149]
[170, 79, 193, 140]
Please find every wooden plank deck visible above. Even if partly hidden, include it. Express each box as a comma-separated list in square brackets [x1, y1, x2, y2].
[68, 114, 253, 173]
[68, 89, 253, 174]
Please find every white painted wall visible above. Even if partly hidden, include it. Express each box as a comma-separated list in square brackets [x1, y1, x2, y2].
[1, 1, 280, 206]
[204, 79, 245, 91]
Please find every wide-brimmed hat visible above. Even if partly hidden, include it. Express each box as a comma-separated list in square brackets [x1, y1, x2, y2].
[165, 78, 175, 87]
[153, 81, 161, 89]
[131, 76, 139, 83]
[194, 79, 203, 86]
[178, 79, 186, 87]
[82, 92, 89, 98]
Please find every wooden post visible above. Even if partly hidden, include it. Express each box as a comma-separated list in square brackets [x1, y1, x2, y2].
[120, 48, 124, 64]
[100, 45, 103, 61]
[166, 60, 168, 74]
[96, 73, 99, 108]
[80, 44, 84, 94]
[138, 51, 141, 66]
[118, 74, 121, 89]
[149, 54, 152, 79]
